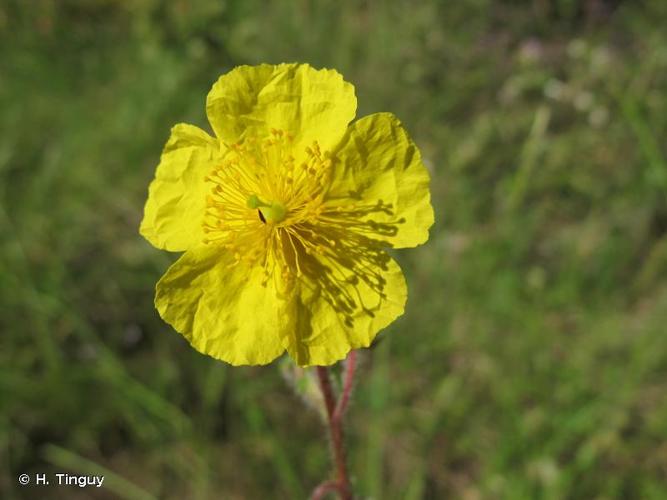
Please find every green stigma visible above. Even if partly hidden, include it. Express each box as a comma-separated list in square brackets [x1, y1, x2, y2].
[246, 194, 287, 223]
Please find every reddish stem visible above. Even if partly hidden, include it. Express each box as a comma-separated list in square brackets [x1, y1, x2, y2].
[334, 350, 357, 422]
[316, 366, 336, 420]
[313, 351, 357, 500]
[310, 480, 341, 500]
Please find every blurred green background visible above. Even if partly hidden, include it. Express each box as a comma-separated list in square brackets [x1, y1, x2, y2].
[2, 0, 667, 498]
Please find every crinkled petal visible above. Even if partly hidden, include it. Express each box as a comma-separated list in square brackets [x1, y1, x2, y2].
[155, 247, 287, 365]
[283, 250, 407, 367]
[327, 112, 434, 248]
[206, 63, 356, 151]
[140, 123, 222, 252]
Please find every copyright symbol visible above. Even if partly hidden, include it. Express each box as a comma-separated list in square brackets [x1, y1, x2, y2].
[18, 474, 30, 485]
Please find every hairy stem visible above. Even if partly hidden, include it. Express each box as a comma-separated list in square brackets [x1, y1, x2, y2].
[310, 480, 340, 500]
[335, 350, 357, 422]
[312, 351, 357, 500]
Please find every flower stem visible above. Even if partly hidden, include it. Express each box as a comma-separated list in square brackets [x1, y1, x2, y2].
[312, 351, 357, 500]
[335, 351, 357, 422]
[310, 480, 340, 500]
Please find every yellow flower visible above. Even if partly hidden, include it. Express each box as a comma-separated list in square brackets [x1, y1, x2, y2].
[140, 63, 433, 367]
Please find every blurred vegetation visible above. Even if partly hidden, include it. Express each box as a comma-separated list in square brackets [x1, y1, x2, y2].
[2, 0, 667, 498]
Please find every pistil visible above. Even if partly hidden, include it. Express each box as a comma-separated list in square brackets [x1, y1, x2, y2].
[247, 194, 287, 224]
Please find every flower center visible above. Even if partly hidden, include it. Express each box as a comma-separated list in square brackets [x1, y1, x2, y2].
[202, 129, 336, 285]
[246, 194, 287, 224]
[201, 129, 402, 326]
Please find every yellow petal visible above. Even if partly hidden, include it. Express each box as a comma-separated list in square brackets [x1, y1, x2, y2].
[206, 63, 356, 151]
[140, 124, 221, 251]
[327, 112, 434, 248]
[155, 247, 287, 365]
[283, 250, 407, 367]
